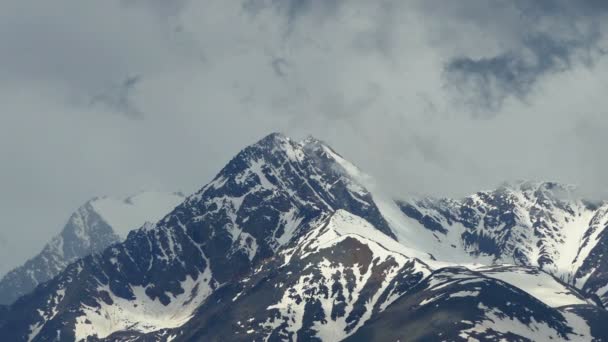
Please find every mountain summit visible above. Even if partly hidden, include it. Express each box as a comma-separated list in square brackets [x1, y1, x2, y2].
[1, 133, 607, 341]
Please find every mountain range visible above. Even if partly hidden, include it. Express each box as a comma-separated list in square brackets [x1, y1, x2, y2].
[1, 133, 607, 341]
[0, 192, 184, 305]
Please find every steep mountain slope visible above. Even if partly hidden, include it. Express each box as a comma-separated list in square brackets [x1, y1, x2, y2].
[1, 133, 607, 341]
[395, 182, 608, 305]
[0, 192, 184, 305]
[572, 204, 608, 305]
[560, 305, 608, 341]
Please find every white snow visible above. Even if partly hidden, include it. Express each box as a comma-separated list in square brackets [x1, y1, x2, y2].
[538, 199, 597, 280]
[476, 266, 589, 307]
[595, 282, 608, 297]
[364, 190, 495, 268]
[449, 290, 480, 298]
[459, 303, 565, 341]
[572, 204, 608, 286]
[248, 159, 276, 190]
[275, 208, 304, 246]
[74, 270, 213, 341]
[300, 210, 430, 266]
[561, 308, 593, 340]
[27, 322, 43, 342]
[236, 231, 258, 261]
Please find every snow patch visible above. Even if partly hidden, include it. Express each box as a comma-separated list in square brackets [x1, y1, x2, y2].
[74, 263, 213, 340]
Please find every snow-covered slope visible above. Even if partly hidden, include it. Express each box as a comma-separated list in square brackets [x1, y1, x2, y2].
[474, 265, 592, 308]
[0, 191, 183, 305]
[346, 267, 592, 342]
[393, 182, 608, 305]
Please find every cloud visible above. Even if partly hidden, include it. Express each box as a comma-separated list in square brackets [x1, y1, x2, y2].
[270, 58, 288, 77]
[436, 0, 608, 114]
[90, 75, 143, 119]
[444, 32, 601, 114]
[1, 0, 608, 274]
[444, 35, 572, 113]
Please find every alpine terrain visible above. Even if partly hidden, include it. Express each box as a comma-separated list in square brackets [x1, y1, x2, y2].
[0, 191, 184, 306]
[1, 133, 607, 341]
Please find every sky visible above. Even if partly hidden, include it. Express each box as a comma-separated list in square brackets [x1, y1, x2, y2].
[1, 0, 608, 275]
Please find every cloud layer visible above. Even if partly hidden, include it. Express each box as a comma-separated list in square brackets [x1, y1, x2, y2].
[1, 0, 608, 274]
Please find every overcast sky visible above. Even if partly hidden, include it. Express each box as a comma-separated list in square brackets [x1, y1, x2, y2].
[1, 0, 608, 275]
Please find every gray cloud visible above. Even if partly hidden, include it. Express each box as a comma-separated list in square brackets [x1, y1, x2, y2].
[244, 0, 342, 25]
[270, 58, 288, 77]
[90, 75, 143, 119]
[1, 0, 608, 275]
[439, 0, 608, 114]
[445, 33, 600, 113]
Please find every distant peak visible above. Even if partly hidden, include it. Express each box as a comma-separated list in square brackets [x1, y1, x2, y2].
[251, 133, 334, 154]
[256, 132, 290, 145]
[244, 133, 336, 162]
[241, 133, 297, 158]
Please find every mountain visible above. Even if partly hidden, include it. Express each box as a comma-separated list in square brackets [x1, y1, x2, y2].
[0, 191, 184, 305]
[1, 133, 607, 341]
[345, 267, 590, 341]
[395, 181, 608, 305]
[149, 210, 430, 342]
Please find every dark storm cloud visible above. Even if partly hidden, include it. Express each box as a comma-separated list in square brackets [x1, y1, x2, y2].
[441, 0, 608, 114]
[445, 34, 589, 112]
